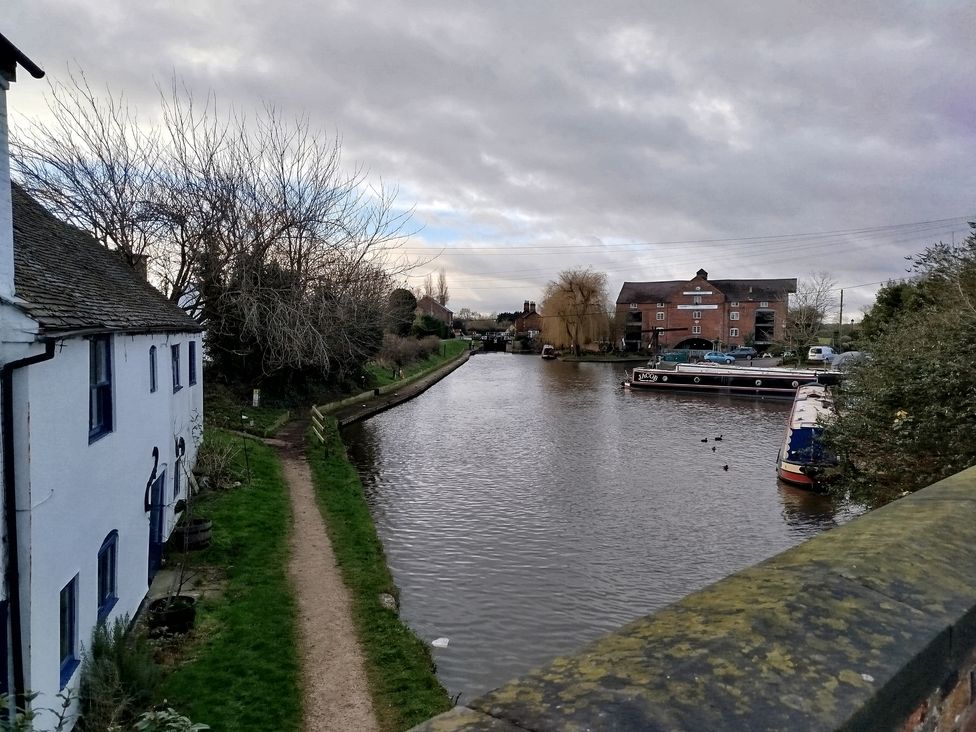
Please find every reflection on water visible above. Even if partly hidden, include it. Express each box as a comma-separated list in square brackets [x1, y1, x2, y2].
[342, 354, 860, 702]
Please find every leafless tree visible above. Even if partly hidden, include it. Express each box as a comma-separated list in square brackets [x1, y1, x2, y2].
[540, 268, 609, 355]
[782, 271, 838, 355]
[436, 267, 449, 306]
[11, 72, 418, 386]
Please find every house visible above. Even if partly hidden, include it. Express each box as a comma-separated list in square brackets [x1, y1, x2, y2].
[616, 269, 796, 352]
[416, 295, 453, 327]
[0, 34, 203, 727]
[514, 300, 542, 336]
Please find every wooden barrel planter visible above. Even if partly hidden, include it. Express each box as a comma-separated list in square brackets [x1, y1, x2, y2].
[147, 595, 197, 634]
[170, 517, 213, 550]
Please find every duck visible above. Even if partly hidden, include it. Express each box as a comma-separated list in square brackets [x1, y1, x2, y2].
[714, 435, 724, 441]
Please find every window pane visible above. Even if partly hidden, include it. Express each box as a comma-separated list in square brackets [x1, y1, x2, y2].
[59, 581, 74, 664]
[150, 346, 157, 393]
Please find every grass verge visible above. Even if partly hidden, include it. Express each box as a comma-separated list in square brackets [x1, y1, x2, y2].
[307, 418, 451, 731]
[366, 339, 468, 389]
[205, 383, 291, 437]
[156, 429, 302, 731]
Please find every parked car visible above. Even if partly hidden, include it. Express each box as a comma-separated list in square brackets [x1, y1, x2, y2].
[830, 351, 870, 371]
[704, 351, 735, 364]
[728, 347, 758, 359]
[807, 345, 836, 363]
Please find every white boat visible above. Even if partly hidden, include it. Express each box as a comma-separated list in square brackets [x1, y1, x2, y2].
[541, 344, 557, 360]
[624, 362, 834, 399]
[776, 383, 837, 489]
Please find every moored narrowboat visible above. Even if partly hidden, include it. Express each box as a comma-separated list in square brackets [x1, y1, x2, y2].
[623, 363, 830, 400]
[776, 383, 837, 489]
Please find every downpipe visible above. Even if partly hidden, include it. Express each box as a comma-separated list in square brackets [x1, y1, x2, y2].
[2, 340, 55, 709]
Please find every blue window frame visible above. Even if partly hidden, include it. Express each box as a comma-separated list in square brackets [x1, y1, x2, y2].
[59, 575, 79, 687]
[89, 335, 113, 442]
[149, 346, 158, 393]
[97, 532, 119, 621]
[171, 344, 181, 393]
[188, 341, 197, 386]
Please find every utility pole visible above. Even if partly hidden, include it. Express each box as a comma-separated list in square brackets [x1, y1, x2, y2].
[837, 289, 844, 348]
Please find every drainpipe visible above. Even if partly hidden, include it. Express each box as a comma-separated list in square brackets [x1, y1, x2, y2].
[2, 339, 55, 708]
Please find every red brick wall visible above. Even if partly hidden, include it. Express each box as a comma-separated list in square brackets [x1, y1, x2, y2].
[900, 650, 976, 732]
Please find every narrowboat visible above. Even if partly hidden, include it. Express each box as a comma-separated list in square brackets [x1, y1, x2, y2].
[623, 363, 831, 400]
[776, 383, 837, 490]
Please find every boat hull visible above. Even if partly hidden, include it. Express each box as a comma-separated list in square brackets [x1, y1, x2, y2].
[624, 364, 823, 400]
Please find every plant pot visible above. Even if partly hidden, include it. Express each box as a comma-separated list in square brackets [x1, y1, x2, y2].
[170, 517, 213, 550]
[147, 595, 197, 634]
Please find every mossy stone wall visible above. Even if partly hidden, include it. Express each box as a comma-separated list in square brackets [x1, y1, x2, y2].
[411, 466, 976, 731]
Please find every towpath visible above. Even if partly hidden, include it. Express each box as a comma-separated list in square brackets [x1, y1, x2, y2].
[270, 420, 379, 732]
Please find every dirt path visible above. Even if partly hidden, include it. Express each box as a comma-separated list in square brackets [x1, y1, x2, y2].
[273, 422, 379, 732]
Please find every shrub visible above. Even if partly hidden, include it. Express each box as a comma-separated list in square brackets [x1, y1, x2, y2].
[78, 617, 161, 731]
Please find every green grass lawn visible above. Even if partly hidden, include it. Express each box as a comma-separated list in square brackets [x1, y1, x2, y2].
[157, 429, 301, 731]
[365, 339, 468, 389]
[307, 419, 451, 731]
[204, 387, 290, 437]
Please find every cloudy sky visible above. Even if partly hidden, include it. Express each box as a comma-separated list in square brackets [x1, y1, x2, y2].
[6, 1, 975, 317]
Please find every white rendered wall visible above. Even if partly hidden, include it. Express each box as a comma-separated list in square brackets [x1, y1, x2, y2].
[0, 79, 15, 301]
[14, 330, 203, 722]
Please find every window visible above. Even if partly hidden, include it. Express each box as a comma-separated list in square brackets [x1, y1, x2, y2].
[760, 301, 769, 307]
[149, 346, 157, 393]
[692, 296, 702, 305]
[691, 325, 702, 335]
[59, 576, 79, 687]
[730, 328, 740, 337]
[174, 458, 181, 498]
[629, 303, 638, 309]
[188, 341, 197, 386]
[97, 532, 118, 621]
[730, 301, 739, 307]
[656, 302, 665, 308]
[656, 312, 665, 321]
[89, 336, 113, 441]
[172, 344, 181, 392]
[730, 311, 740, 321]
[692, 310, 701, 319]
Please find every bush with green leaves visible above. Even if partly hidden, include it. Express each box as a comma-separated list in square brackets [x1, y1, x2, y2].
[133, 707, 209, 732]
[825, 224, 976, 505]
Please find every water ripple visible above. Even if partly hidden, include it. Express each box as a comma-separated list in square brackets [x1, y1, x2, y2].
[343, 354, 858, 702]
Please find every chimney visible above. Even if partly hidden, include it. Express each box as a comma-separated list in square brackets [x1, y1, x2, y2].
[523, 300, 530, 314]
[0, 37, 44, 301]
[530, 301, 536, 313]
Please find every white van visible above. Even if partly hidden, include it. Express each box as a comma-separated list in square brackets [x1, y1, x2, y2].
[807, 345, 836, 363]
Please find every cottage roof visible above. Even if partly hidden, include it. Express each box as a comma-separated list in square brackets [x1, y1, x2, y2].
[10, 183, 202, 335]
[617, 278, 796, 304]
[0, 32, 45, 81]
[416, 295, 453, 318]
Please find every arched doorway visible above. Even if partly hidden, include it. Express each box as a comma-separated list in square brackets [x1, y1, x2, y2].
[673, 337, 713, 350]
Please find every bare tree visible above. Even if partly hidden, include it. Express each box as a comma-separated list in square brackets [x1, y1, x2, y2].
[782, 272, 838, 355]
[540, 268, 609, 356]
[11, 72, 418, 388]
[436, 268, 449, 306]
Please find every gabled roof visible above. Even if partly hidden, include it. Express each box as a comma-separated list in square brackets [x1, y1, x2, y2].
[617, 277, 796, 304]
[0, 32, 45, 81]
[10, 183, 202, 335]
[416, 295, 453, 317]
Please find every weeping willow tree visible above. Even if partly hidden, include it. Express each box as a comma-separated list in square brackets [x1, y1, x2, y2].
[540, 268, 610, 355]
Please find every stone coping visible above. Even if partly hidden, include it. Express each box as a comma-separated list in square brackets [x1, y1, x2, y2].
[410, 467, 976, 731]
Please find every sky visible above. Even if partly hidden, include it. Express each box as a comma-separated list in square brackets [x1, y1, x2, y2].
[5, 1, 975, 318]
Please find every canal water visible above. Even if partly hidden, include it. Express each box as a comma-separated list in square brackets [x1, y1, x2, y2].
[342, 353, 860, 702]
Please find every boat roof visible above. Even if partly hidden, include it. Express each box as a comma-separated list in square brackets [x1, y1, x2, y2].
[670, 363, 825, 378]
[788, 385, 833, 428]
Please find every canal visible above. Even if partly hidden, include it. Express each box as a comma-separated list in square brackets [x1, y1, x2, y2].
[342, 353, 860, 702]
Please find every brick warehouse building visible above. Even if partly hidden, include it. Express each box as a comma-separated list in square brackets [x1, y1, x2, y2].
[616, 269, 796, 352]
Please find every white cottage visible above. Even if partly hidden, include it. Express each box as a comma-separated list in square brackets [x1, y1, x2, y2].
[0, 34, 204, 725]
